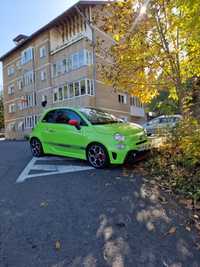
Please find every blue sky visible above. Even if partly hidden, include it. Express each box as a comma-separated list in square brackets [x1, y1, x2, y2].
[0, 0, 78, 89]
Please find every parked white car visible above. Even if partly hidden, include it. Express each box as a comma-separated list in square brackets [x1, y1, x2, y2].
[143, 115, 182, 136]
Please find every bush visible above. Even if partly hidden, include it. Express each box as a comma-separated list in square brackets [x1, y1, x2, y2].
[148, 117, 200, 201]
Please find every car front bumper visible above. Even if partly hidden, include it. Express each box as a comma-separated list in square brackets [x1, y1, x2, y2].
[108, 140, 150, 164]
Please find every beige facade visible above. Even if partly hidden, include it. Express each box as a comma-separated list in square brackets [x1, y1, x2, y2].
[0, 1, 145, 140]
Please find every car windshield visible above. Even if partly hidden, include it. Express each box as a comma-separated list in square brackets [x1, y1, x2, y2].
[80, 108, 123, 125]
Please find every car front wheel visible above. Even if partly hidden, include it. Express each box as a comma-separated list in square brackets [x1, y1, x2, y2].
[30, 138, 44, 157]
[87, 143, 109, 169]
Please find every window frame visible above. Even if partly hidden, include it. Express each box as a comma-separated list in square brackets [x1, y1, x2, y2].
[39, 46, 47, 58]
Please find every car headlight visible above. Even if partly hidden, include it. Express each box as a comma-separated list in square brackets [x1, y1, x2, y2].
[114, 133, 125, 142]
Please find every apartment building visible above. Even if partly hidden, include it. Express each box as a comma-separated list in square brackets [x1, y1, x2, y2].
[0, 0, 145, 140]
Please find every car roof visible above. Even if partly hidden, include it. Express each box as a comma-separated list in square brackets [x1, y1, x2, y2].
[41, 106, 99, 116]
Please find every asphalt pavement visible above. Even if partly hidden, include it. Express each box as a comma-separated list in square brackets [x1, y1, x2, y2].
[0, 140, 200, 267]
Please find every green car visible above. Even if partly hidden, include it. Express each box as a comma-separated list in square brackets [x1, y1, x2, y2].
[30, 107, 149, 168]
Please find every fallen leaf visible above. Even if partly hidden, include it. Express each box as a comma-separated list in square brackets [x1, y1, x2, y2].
[186, 226, 191, 232]
[55, 240, 61, 250]
[40, 201, 48, 208]
[193, 214, 199, 220]
[168, 226, 176, 234]
[195, 223, 200, 231]
[158, 196, 168, 204]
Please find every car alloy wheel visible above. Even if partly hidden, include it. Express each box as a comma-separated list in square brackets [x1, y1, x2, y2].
[30, 138, 43, 157]
[87, 144, 109, 168]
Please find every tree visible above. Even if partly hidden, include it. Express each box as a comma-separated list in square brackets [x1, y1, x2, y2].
[96, 0, 200, 109]
[0, 91, 4, 130]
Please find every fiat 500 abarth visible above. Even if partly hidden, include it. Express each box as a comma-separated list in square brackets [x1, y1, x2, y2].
[30, 107, 149, 168]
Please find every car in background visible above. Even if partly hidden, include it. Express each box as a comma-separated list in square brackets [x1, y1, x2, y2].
[30, 107, 149, 168]
[143, 115, 182, 136]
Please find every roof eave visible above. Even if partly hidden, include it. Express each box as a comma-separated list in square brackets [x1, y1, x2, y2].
[0, 0, 108, 61]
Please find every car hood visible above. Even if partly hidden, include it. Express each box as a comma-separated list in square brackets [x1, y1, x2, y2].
[93, 122, 144, 136]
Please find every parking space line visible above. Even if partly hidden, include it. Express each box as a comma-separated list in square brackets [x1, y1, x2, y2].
[16, 157, 94, 183]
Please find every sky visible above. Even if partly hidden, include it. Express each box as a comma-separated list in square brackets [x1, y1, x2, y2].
[0, 0, 79, 89]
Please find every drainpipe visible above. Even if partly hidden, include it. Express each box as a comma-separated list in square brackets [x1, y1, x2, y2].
[75, 5, 97, 103]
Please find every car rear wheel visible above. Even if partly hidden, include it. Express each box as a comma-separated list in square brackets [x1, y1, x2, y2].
[30, 138, 44, 157]
[87, 143, 109, 169]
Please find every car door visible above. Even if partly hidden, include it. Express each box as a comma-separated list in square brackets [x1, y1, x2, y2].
[41, 109, 88, 159]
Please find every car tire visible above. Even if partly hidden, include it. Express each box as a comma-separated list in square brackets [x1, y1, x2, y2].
[30, 138, 44, 157]
[86, 143, 110, 169]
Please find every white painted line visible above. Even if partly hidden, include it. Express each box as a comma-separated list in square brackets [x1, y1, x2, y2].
[16, 157, 37, 183]
[16, 157, 94, 183]
[36, 156, 74, 161]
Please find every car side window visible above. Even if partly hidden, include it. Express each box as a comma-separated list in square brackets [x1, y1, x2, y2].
[51, 109, 87, 126]
[42, 110, 57, 123]
[63, 109, 87, 126]
[159, 118, 169, 124]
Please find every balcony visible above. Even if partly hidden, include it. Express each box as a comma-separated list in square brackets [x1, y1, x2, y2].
[50, 7, 92, 54]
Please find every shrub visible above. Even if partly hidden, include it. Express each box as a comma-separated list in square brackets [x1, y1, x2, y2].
[148, 117, 200, 201]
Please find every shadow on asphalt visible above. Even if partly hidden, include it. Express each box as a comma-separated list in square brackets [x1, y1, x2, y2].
[0, 141, 200, 267]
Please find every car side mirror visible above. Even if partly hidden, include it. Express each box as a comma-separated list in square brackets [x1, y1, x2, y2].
[68, 119, 81, 130]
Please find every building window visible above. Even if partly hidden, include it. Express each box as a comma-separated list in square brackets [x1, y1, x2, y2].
[52, 49, 92, 78]
[86, 79, 94, 95]
[39, 46, 46, 58]
[24, 70, 34, 86]
[24, 115, 37, 129]
[8, 85, 15, 95]
[130, 96, 143, 108]
[53, 64, 57, 77]
[68, 57, 73, 72]
[8, 103, 16, 113]
[7, 122, 16, 131]
[74, 81, 80, 96]
[79, 50, 85, 67]
[17, 79, 23, 90]
[27, 95, 33, 107]
[62, 59, 68, 73]
[90, 80, 94, 95]
[58, 87, 63, 101]
[80, 80, 86, 95]
[40, 70, 47, 81]
[53, 90, 58, 103]
[16, 60, 21, 70]
[69, 83, 74, 98]
[7, 65, 15, 76]
[18, 121, 24, 132]
[72, 53, 79, 70]
[118, 94, 127, 104]
[21, 47, 33, 65]
[63, 85, 68, 99]
[53, 79, 94, 102]
[86, 51, 93, 65]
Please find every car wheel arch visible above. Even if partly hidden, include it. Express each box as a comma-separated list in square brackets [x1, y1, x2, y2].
[86, 142, 110, 165]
